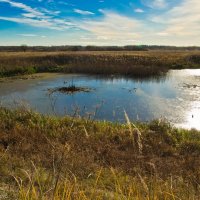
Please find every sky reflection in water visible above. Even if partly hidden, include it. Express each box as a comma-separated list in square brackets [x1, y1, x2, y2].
[0, 69, 200, 130]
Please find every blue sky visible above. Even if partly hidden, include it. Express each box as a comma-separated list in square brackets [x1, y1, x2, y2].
[0, 0, 199, 46]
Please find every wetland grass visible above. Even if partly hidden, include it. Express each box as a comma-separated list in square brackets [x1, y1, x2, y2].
[0, 107, 200, 199]
[0, 51, 200, 78]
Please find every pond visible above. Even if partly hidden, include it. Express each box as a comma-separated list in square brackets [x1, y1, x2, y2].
[0, 69, 200, 130]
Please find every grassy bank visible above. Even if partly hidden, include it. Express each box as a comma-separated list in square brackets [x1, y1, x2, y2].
[1, 51, 200, 78]
[0, 107, 200, 199]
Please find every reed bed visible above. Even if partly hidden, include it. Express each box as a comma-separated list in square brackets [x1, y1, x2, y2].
[1, 51, 200, 78]
[0, 107, 200, 199]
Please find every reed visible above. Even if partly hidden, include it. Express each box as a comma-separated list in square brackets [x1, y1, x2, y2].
[0, 107, 200, 199]
[13, 167, 199, 199]
[0, 51, 200, 78]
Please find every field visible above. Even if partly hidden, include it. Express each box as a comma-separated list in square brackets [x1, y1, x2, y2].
[1, 51, 200, 77]
[0, 50, 200, 199]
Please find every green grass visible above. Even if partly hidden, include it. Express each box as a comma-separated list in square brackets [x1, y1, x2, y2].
[1, 50, 200, 78]
[0, 107, 200, 199]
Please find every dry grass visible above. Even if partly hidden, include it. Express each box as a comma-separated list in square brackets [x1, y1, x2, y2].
[0, 107, 200, 199]
[1, 50, 200, 78]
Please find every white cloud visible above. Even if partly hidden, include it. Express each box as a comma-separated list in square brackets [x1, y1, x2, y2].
[74, 4, 200, 46]
[134, 8, 144, 13]
[0, 0, 61, 19]
[76, 10, 142, 44]
[58, 1, 75, 7]
[156, 32, 169, 36]
[18, 34, 38, 37]
[152, 0, 200, 36]
[18, 34, 47, 38]
[53, 19, 76, 26]
[41, 8, 61, 16]
[0, 0, 77, 30]
[0, 16, 72, 30]
[0, 0, 45, 17]
[74, 9, 94, 15]
[22, 13, 37, 18]
[141, 0, 168, 9]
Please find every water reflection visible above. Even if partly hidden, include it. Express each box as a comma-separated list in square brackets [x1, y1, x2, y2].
[0, 70, 200, 130]
[89, 73, 169, 83]
[185, 105, 200, 130]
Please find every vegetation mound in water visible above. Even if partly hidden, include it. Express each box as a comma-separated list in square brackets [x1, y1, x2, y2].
[48, 85, 93, 94]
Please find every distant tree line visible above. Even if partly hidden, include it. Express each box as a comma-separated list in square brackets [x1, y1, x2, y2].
[0, 45, 200, 52]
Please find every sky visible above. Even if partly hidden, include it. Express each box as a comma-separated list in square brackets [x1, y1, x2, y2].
[0, 0, 200, 46]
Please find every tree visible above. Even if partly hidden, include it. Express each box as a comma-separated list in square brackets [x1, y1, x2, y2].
[21, 44, 28, 52]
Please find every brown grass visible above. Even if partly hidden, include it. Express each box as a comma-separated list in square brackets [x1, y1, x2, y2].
[1, 50, 200, 78]
[0, 107, 200, 199]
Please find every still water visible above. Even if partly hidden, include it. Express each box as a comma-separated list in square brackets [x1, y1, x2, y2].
[0, 70, 200, 130]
